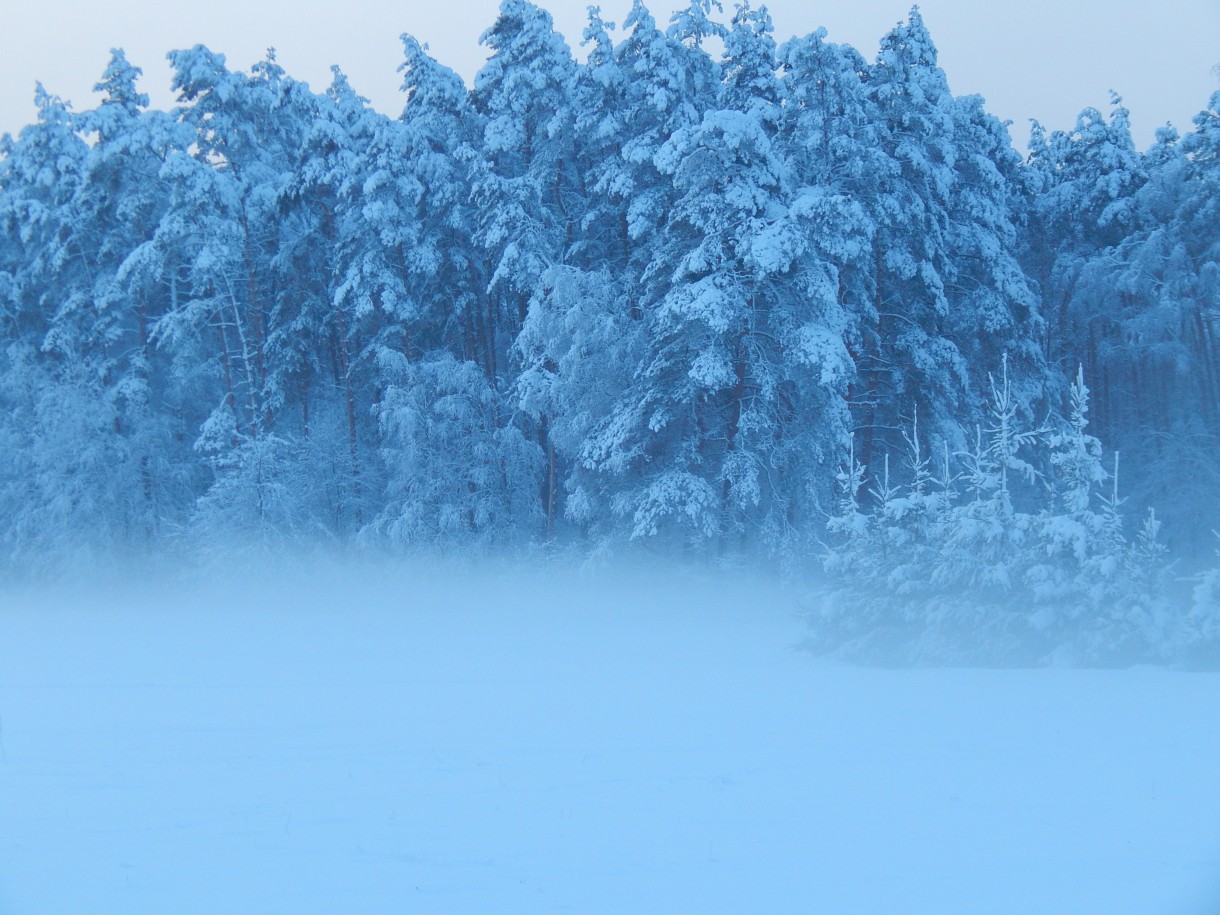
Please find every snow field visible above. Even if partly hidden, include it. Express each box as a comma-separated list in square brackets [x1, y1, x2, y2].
[1, 559, 1218, 913]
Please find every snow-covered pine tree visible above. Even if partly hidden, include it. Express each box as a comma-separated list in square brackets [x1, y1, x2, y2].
[587, 3, 855, 550]
[158, 46, 325, 541]
[0, 82, 129, 565]
[858, 8, 966, 467]
[1077, 92, 1220, 556]
[566, 6, 627, 272]
[472, 0, 577, 363]
[824, 433, 870, 577]
[471, 0, 580, 536]
[1025, 93, 1146, 428]
[271, 67, 391, 534]
[374, 34, 486, 365]
[1188, 536, 1220, 659]
[44, 51, 196, 550]
[367, 351, 542, 548]
[1030, 366, 1108, 594]
[944, 93, 1044, 423]
[608, 0, 718, 264]
[514, 262, 637, 542]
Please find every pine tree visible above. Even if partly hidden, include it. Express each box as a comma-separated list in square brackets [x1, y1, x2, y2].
[1189, 536, 1220, 654]
[0, 84, 113, 563]
[471, 0, 577, 367]
[587, 4, 856, 549]
[368, 352, 542, 548]
[1025, 92, 1146, 422]
[858, 8, 966, 464]
[57, 51, 194, 545]
[944, 93, 1044, 419]
[0, 85, 88, 351]
[824, 434, 870, 574]
[935, 357, 1039, 598]
[1088, 94, 1220, 554]
[278, 67, 391, 532]
[1038, 367, 1108, 567]
[607, 0, 717, 262]
[375, 35, 486, 363]
[158, 46, 325, 540]
[471, 0, 580, 536]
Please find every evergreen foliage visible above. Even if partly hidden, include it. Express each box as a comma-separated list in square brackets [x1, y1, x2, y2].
[817, 364, 1183, 664]
[0, 2, 1215, 663]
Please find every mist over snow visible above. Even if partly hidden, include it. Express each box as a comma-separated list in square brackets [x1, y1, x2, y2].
[1, 557, 1220, 913]
[2, 3, 1220, 906]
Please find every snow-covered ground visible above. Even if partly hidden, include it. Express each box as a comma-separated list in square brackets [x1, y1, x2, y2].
[1, 559, 1218, 914]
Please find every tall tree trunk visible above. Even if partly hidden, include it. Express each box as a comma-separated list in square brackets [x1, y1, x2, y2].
[333, 304, 361, 528]
[539, 416, 557, 542]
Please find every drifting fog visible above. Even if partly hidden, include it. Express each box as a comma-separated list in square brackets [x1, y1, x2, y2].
[1, 556, 1219, 913]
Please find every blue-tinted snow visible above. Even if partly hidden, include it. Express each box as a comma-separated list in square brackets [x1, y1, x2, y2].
[1, 559, 1218, 913]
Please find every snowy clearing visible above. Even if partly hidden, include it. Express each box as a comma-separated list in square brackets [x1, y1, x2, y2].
[1, 560, 1218, 914]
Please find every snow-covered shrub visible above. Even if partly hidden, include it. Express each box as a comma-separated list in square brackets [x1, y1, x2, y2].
[814, 364, 1186, 665]
[1186, 538, 1220, 663]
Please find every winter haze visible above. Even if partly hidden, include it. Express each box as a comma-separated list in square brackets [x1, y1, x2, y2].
[3, 558, 1220, 912]
[1, 0, 1217, 144]
[2, 0, 1220, 911]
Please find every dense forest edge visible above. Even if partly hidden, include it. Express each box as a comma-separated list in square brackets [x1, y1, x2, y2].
[1, 0, 1217, 663]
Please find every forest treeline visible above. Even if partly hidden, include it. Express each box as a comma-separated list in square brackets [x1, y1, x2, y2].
[0, 0, 1217, 627]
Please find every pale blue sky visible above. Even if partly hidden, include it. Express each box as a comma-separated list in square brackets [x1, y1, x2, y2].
[1, 0, 1217, 147]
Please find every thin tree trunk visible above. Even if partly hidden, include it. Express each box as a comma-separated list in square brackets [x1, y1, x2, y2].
[333, 303, 361, 528]
[539, 416, 557, 542]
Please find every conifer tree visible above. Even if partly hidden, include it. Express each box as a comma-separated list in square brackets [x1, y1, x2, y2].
[0, 85, 109, 562]
[1025, 93, 1146, 400]
[858, 8, 965, 464]
[587, 3, 856, 548]
[471, 0, 580, 535]
[159, 46, 323, 538]
[472, 0, 577, 367]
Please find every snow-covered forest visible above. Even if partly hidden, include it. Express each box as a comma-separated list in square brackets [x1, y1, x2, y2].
[1, 0, 1217, 661]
